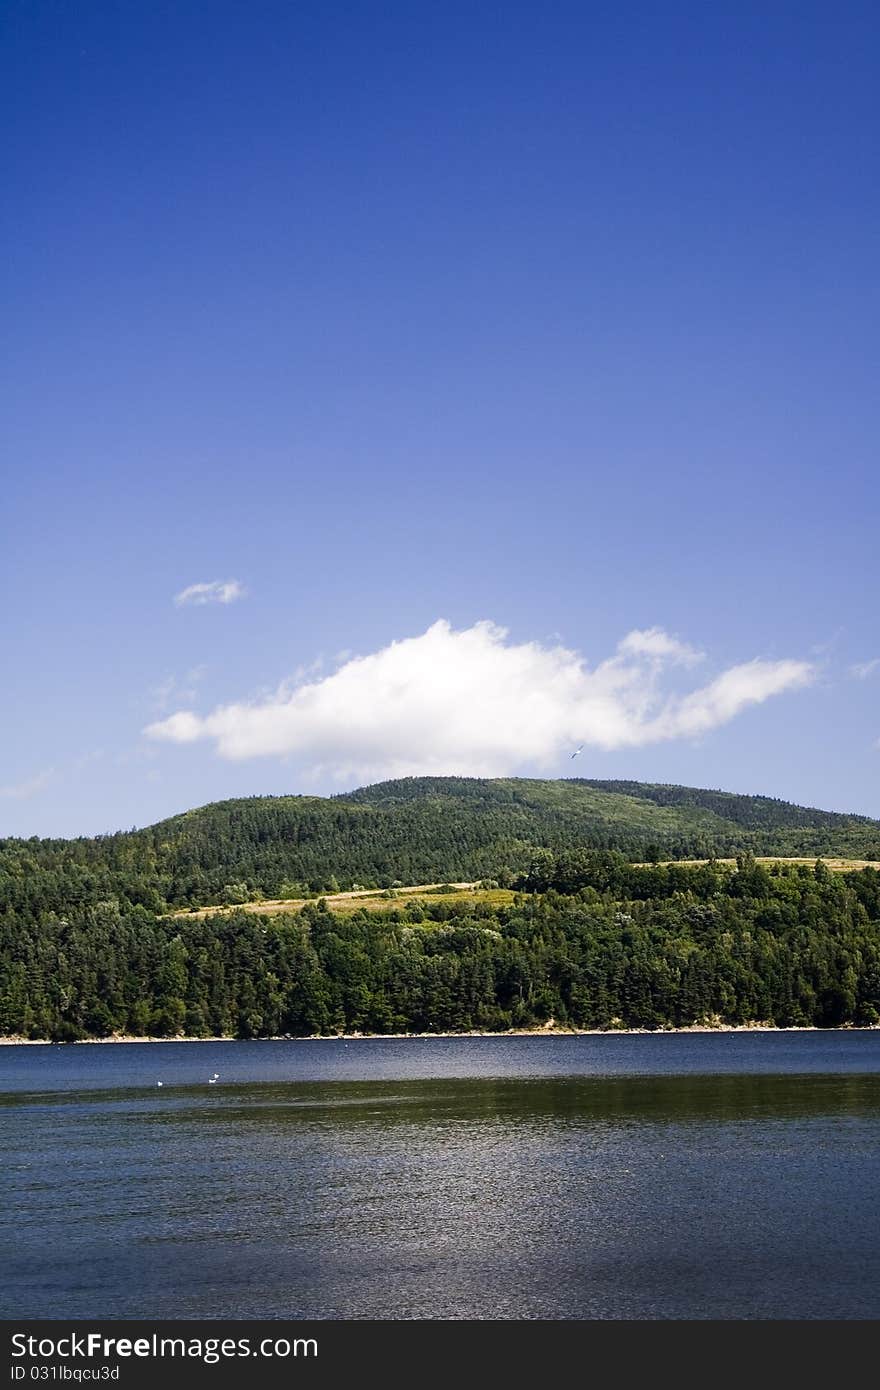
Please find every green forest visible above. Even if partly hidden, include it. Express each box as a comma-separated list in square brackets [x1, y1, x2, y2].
[3, 778, 879, 1040]
[3, 840, 880, 1041]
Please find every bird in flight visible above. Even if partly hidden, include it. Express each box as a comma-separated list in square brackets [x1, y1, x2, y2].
[571, 745, 583, 759]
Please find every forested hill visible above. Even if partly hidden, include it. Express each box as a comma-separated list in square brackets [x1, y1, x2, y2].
[347, 777, 878, 838]
[4, 777, 880, 1041]
[2, 777, 878, 914]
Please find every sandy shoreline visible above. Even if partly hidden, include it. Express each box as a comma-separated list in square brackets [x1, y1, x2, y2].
[2, 1023, 878, 1045]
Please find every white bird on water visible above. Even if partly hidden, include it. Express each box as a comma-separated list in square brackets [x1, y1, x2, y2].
[156, 1081, 163, 1087]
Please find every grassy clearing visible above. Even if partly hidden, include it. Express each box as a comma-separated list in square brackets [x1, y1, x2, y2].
[176, 883, 517, 920]
[329, 887, 518, 916]
[636, 857, 875, 873]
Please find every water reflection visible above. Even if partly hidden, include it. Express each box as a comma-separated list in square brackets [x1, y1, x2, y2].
[2, 1045, 880, 1320]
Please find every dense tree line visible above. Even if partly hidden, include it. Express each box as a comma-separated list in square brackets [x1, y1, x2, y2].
[3, 859, 879, 1040]
[1, 778, 877, 916]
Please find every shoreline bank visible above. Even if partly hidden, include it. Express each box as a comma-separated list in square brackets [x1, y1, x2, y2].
[2, 1023, 879, 1045]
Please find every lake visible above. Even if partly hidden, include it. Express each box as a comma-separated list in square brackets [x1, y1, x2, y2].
[2, 1032, 880, 1319]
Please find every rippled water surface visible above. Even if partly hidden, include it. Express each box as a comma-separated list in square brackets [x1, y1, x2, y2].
[3, 1033, 880, 1319]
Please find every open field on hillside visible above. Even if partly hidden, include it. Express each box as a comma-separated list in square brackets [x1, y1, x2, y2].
[638, 857, 876, 873]
[175, 883, 517, 919]
[174, 856, 876, 919]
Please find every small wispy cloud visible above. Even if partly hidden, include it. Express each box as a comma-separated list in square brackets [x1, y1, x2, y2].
[145, 619, 815, 780]
[850, 658, 880, 680]
[173, 580, 246, 608]
[72, 749, 105, 773]
[616, 627, 703, 666]
[149, 666, 207, 714]
[0, 769, 54, 800]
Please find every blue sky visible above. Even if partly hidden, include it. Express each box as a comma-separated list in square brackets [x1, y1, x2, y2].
[2, 1, 878, 837]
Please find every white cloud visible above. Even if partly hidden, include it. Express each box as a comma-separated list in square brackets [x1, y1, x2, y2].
[173, 580, 246, 607]
[850, 658, 880, 680]
[144, 619, 815, 781]
[660, 660, 814, 738]
[0, 769, 54, 800]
